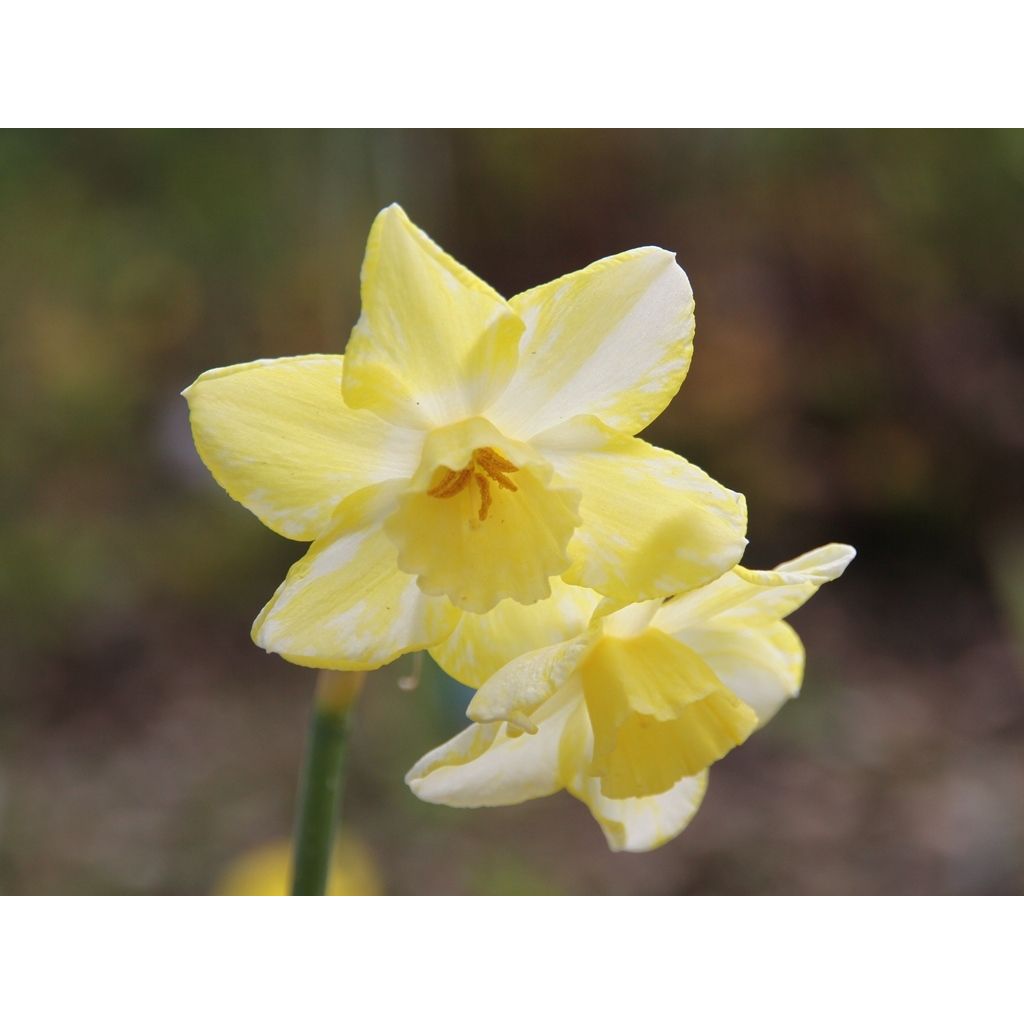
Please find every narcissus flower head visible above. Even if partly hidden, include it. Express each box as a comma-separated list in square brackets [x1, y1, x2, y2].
[184, 205, 747, 670]
[407, 544, 855, 852]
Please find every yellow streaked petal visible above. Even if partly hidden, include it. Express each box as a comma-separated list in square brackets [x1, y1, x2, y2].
[597, 598, 665, 637]
[678, 621, 805, 726]
[342, 205, 523, 429]
[570, 770, 709, 853]
[430, 576, 601, 689]
[557, 697, 710, 851]
[466, 637, 594, 732]
[653, 543, 856, 634]
[252, 485, 458, 670]
[534, 416, 747, 602]
[487, 247, 694, 437]
[183, 355, 421, 541]
[579, 629, 756, 799]
[405, 681, 580, 808]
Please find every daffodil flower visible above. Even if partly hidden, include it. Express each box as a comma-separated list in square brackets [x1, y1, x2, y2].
[406, 544, 855, 852]
[184, 205, 747, 670]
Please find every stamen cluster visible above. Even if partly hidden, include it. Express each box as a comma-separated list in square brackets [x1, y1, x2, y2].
[426, 446, 519, 521]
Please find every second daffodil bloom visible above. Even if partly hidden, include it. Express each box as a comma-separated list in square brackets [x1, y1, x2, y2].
[407, 544, 855, 852]
[184, 205, 747, 669]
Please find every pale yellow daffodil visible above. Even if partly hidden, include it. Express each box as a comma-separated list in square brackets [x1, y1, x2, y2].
[406, 544, 855, 852]
[184, 204, 747, 670]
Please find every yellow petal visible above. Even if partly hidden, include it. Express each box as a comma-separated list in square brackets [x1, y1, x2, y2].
[597, 598, 665, 637]
[534, 415, 748, 602]
[678, 621, 805, 726]
[405, 680, 580, 808]
[725, 544, 856, 624]
[430, 576, 601, 689]
[183, 355, 421, 541]
[252, 485, 459, 670]
[342, 205, 523, 430]
[487, 247, 694, 437]
[653, 542, 856, 633]
[579, 629, 757, 799]
[466, 636, 594, 732]
[384, 417, 580, 613]
[570, 770, 709, 853]
[556, 697, 709, 851]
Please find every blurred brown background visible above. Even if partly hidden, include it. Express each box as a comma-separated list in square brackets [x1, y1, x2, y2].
[1, 129, 1022, 895]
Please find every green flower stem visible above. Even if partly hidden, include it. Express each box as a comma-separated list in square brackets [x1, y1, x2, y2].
[290, 670, 365, 896]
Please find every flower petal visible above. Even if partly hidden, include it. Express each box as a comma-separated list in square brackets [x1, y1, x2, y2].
[405, 681, 580, 808]
[677, 621, 805, 726]
[466, 637, 594, 732]
[430, 577, 601, 689]
[579, 629, 757, 799]
[570, 771, 709, 853]
[183, 355, 421, 541]
[342, 205, 523, 429]
[653, 543, 856, 634]
[557, 700, 709, 851]
[487, 247, 695, 437]
[252, 485, 458, 670]
[533, 416, 748, 602]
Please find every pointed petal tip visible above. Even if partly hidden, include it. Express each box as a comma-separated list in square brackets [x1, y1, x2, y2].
[374, 202, 411, 228]
[805, 542, 857, 578]
[833, 542, 857, 563]
[642, 244, 678, 262]
[180, 369, 211, 400]
[365, 203, 412, 244]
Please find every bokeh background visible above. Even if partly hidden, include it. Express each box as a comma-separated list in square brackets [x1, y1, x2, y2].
[2, 129, 1023, 895]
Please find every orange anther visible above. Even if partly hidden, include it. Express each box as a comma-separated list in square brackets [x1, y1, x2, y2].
[474, 472, 492, 520]
[427, 447, 519, 516]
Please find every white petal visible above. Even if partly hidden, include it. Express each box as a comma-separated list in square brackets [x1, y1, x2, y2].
[570, 770, 709, 853]
[466, 636, 594, 732]
[406, 682, 580, 808]
[654, 543, 856, 634]
[488, 247, 694, 437]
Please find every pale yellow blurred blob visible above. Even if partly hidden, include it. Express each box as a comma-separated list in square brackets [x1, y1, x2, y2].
[213, 837, 383, 896]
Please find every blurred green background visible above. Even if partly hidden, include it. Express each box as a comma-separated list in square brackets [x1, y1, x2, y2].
[1, 129, 1022, 895]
